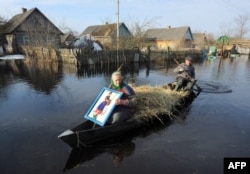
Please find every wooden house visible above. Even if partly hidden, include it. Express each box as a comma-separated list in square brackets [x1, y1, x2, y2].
[79, 22, 133, 49]
[144, 26, 193, 50]
[0, 7, 63, 54]
[192, 33, 208, 50]
[60, 33, 76, 48]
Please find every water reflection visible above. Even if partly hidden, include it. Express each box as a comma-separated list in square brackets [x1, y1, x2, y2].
[76, 63, 104, 79]
[1, 55, 250, 174]
[75, 62, 147, 84]
[1, 56, 248, 94]
[0, 60, 148, 96]
[0, 59, 64, 94]
[62, 116, 186, 172]
[76, 63, 142, 77]
[64, 139, 136, 171]
[1, 56, 246, 97]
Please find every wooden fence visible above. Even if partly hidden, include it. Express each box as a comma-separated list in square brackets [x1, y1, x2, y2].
[72, 49, 140, 65]
[21, 47, 202, 65]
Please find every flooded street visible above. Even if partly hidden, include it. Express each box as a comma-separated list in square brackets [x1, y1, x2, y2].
[0, 56, 250, 174]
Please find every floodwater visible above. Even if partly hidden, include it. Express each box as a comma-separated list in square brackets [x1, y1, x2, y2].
[0, 55, 250, 174]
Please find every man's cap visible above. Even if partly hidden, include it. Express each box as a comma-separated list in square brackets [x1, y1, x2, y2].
[185, 56, 192, 61]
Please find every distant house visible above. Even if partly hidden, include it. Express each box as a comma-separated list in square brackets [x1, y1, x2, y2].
[61, 33, 76, 48]
[79, 22, 133, 48]
[192, 33, 208, 50]
[144, 26, 193, 50]
[0, 7, 63, 54]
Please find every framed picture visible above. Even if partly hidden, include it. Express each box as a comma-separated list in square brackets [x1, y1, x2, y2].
[84, 87, 122, 126]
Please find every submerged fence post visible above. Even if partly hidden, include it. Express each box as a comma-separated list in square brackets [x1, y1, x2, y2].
[165, 46, 170, 72]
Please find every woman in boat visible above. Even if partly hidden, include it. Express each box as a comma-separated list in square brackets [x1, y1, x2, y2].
[173, 56, 196, 91]
[108, 71, 137, 124]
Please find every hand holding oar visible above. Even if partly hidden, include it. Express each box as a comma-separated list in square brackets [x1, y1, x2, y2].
[173, 58, 202, 92]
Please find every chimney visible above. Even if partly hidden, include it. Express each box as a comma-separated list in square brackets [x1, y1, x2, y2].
[167, 25, 171, 29]
[22, 8, 27, 14]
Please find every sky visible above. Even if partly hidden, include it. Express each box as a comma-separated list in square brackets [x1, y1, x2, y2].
[1, 0, 250, 38]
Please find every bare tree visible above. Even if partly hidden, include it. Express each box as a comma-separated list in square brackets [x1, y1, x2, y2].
[234, 14, 249, 39]
[206, 32, 215, 45]
[57, 20, 78, 36]
[124, 16, 160, 49]
[219, 23, 234, 38]
[0, 15, 7, 25]
[91, 17, 159, 50]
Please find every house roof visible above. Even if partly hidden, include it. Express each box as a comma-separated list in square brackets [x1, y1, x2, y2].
[79, 22, 131, 37]
[0, 7, 63, 35]
[192, 33, 206, 42]
[60, 33, 75, 43]
[144, 26, 193, 41]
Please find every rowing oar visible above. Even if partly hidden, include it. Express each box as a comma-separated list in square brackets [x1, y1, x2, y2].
[173, 58, 202, 92]
[116, 50, 126, 72]
[117, 62, 124, 72]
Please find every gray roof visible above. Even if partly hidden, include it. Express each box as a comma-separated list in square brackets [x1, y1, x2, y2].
[79, 22, 132, 37]
[81, 25, 100, 36]
[0, 9, 33, 34]
[80, 23, 118, 37]
[144, 26, 192, 41]
[192, 33, 206, 43]
[60, 33, 75, 43]
[0, 7, 63, 35]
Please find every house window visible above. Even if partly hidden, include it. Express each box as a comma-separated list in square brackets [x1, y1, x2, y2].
[23, 36, 29, 45]
[47, 35, 52, 44]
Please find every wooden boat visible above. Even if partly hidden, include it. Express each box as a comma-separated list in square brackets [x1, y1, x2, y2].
[58, 117, 142, 148]
[58, 83, 200, 149]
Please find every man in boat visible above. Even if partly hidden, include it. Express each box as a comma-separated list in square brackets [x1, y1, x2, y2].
[173, 56, 195, 91]
[108, 71, 137, 124]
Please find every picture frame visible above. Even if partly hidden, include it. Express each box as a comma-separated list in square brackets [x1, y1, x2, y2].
[84, 87, 122, 126]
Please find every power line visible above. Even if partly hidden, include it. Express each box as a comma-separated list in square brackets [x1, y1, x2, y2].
[214, 0, 245, 15]
[226, 0, 247, 14]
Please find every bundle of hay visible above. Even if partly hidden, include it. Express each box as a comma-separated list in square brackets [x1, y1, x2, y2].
[133, 85, 188, 124]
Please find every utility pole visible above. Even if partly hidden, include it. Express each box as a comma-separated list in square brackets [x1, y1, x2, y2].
[117, 0, 120, 64]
